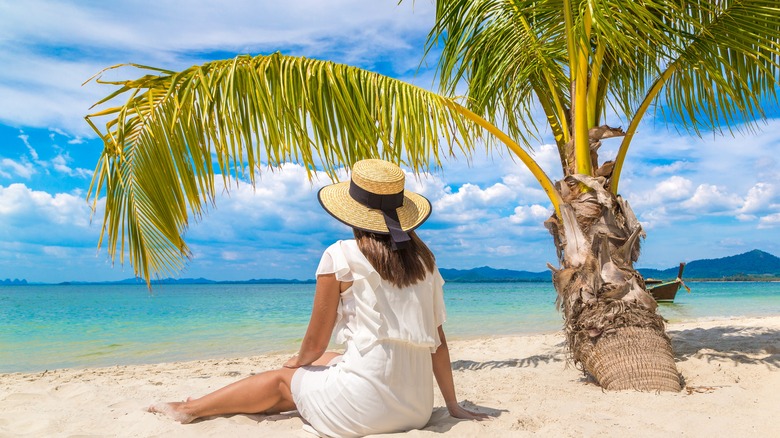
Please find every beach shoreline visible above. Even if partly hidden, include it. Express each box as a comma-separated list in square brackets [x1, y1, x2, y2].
[2, 315, 778, 437]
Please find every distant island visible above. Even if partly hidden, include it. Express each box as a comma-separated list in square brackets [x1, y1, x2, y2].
[2, 249, 779, 286]
[636, 249, 780, 281]
[442, 249, 780, 282]
[0, 278, 28, 285]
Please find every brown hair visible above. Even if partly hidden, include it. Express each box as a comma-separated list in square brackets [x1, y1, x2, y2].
[353, 229, 436, 288]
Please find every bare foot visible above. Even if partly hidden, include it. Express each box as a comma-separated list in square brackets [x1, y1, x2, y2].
[147, 400, 196, 424]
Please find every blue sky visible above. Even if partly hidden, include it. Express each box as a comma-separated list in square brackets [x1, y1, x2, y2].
[1, 0, 778, 283]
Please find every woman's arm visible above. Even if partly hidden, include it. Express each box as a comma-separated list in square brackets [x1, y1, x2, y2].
[283, 273, 342, 368]
[432, 326, 489, 420]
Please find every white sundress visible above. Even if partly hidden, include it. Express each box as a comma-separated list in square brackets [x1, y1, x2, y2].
[291, 239, 447, 438]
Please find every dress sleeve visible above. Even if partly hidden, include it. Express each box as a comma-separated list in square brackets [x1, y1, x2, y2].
[423, 267, 447, 351]
[433, 267, 447, 327]
[315, 241, 354, 282]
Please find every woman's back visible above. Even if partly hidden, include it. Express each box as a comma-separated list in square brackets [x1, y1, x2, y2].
[321, 239, 446, 353]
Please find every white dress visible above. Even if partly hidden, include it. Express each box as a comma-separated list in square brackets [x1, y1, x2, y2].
[291, 239, 447, 438]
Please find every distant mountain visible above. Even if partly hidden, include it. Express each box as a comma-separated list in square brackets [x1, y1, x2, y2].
[0, 278, 27, 285]
[638, 249, 780, 280]
[4, 250, 779, 285]
[439, 266, 550, 282]
[442, 249, 780, 282]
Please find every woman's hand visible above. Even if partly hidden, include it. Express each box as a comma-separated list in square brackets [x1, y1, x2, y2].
[283, 354, 301, 369]
[447, 402, 490, 421]
[432, 326, 490, 421]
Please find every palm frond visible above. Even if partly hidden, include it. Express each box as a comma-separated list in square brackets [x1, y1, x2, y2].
[85, 53, 482, 283]
[611, 0, 780, 192]
[658, 0, 780, 134]
[428, 0, 571, 149]
[429, 0, 780, 192]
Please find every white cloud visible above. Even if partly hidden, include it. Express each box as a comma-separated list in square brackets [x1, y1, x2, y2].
[0, 183, 93, 232]
[0, 158, 36, 179]
[758, 213, 780, 228]
[509, 204, 553, 225]
[681, 184, 743, 214]
[738, 183, 777, 216]
[717, 237, 746, 247]
[51, 155, 72, 174]
[0, 0, 436, 136]
[501, 144, 564, 189]
[618, 118, 780, 233]
[50, 153, 92, 178]
[631, 175, 694, 209]
[220, 251, 241, 262]
[0, 150, 90, 181]
[648, 160, 692, 177]
[49, 127, 86, 145]
[431, 182, 516, 224]
[637, 179, 780, 232]
[656, 176, 694, 201]
[0, 53, 101, 133]
[1, 0, 434, 56]
[437, 183, 514, 208]
[403, 169, 448, 200]
[2, 129, 94, 180]
[17, 133, 39, 160]
[42, 245, 71, 258]
[488, 245, 518, 256]
[0, 183, 114, 281]
[185, 163, 338, 244]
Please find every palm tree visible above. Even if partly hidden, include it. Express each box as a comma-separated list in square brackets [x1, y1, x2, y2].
[86, 1, 780, 391]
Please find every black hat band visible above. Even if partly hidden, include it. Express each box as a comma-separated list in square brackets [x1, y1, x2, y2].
[348, 180, 411, 250]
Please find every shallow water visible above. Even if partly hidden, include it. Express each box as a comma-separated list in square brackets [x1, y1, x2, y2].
[1, 281, 778, 373]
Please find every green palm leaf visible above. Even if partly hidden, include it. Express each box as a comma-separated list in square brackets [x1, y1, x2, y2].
[658, 0, 780, 133]
[429, 0, 571, 152]
[85, 53, 483, 284]
[428, 0, 780, 189]
[612, 0, 780, 190]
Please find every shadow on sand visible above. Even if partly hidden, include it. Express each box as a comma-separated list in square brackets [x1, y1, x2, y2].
[669, 325, 780, 368]
[451, 352, 566, 371]
[229, 403, 505, 434]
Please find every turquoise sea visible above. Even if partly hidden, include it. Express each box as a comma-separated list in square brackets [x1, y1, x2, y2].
[2, 281, 779, 373]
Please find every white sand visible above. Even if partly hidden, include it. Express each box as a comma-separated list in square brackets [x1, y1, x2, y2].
[1, 315, 778, 437]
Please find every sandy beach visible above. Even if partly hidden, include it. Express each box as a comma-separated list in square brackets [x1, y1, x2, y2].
[1, 315, 778, 437]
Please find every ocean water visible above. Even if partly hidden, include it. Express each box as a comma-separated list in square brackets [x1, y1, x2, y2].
[1, 281, 779, 373]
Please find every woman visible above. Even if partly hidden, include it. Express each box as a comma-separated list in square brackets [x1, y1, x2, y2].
[149, 159, 487, 436]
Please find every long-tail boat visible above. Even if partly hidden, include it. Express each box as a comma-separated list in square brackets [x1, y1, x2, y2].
[646, 262, 689, 303]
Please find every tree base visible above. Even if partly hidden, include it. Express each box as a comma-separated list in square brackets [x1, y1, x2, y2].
[579, 327, 682, 391]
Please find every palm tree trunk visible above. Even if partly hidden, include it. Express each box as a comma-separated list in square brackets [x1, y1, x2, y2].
[544, 173, 681, 391]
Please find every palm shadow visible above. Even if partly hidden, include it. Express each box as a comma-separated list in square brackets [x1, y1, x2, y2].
[451, 343, 567, 371]
[668, 325, 780, 368]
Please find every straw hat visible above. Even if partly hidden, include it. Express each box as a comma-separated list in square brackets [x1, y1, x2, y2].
[318, 159, 431, 247]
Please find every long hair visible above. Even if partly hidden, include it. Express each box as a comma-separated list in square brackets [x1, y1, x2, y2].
[353, 229, 435, 288]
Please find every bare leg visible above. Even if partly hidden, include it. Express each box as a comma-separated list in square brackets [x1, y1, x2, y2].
[149, 351, 343, 423]
[261, 351, 343, 414]
[149, 367, 296, 423]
